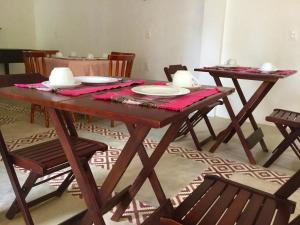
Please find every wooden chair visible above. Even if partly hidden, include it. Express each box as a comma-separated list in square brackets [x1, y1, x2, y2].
[23, 50, 58, 128]
[108, 53, 135, 78]
[0, 75, 107, 225]
[0, 115, 108, 225]
[108, 52, 136, 127]
[110, 51, 135, 77]
[164, 65, 222, 150]
[264, 109, 300, 167]
[142, 170, 300, 225]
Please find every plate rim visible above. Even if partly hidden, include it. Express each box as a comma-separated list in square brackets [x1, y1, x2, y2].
[131, 85, 190, 96]
[166, 82, 201, 89]
[75, 76, 120, 84]
[42, 80, 82, 89]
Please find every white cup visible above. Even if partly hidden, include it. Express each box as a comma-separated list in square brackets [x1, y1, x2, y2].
[226, 58, 237, 66]
[49, 67, 75, 85]
[260, 62, 276, 72]
[55, 51, 63, 58]
[172, 70, 201, 88]
[87, 53, 94, 59]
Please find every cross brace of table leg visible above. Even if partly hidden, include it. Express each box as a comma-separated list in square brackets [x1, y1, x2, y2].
[221, 80, 274, 143]
[112, 120, 184, 221]
[209, 76, 276, 164]
[227, 78, 268, 152]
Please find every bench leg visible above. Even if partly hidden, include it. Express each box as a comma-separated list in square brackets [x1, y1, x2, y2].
[264, 129, 300, 167]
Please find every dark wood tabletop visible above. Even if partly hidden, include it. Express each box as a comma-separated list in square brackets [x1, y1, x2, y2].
[0, 83, 234, 128]
[195, 68, 297, 81]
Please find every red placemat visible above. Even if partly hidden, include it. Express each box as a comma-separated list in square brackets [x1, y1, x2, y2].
[57, 80, 144, 96]
[93, 87, 221, 111]
[204, 66, 297, 75]
[15, 80, 145, 96]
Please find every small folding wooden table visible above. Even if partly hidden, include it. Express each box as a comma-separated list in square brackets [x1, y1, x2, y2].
[195, 67, 297, 164]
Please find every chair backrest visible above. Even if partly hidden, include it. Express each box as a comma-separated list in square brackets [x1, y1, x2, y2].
[164, 65, 188, 82]
[23, 50, 58, 77]
[108, 53, 135, 78]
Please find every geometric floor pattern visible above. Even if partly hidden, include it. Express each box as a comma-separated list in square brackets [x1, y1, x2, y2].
[3, 121, 292, 224]
[0, 102, 293, 224]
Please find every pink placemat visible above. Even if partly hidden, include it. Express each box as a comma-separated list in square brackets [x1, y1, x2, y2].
[57, 80, 144, 96]
[15, 83, 45, 88]
[93, 87, 221, 111]
[205, 66, 297, 75]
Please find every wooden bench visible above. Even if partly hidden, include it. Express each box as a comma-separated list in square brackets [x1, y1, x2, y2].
[264, 109, 300, 167]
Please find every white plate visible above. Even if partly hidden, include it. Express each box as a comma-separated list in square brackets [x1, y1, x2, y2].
[42, 81, 82, 89]
[75, 76, 120, 84]
[131, 85, 190, 97]
[166, 82, 201, 89]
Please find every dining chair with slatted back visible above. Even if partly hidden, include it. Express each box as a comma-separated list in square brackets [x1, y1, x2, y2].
[110, 52, 136, 76]
[143, 170, 300, 225]
[107, 53, 135, 127]
[108, 53, 135, 78]
[0, 111, 108, 225]
[23, 50, 58, 128]
[164, 65, 222, 151]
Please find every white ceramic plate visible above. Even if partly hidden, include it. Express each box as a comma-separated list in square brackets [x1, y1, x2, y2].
[42, 81, 82, 89]
[75, 76, 120, 84]
[166, 82, 201, 89]
[131, 85, 190, 97]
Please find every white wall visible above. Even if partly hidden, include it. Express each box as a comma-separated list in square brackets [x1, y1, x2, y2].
[34, 0, 110, 57]
[0, 0, 36, 74]
[217, 0, 300, 123]
[34, 0, 205, 81]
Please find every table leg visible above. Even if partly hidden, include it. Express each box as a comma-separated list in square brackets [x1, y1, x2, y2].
[210, 77, 256, 164]
[222, 80, 274, 145]
[229, 78, 268, 152]
[111, 123, 169, 221]
[112, 120, 184, 220]
[48, 109, 106, 225]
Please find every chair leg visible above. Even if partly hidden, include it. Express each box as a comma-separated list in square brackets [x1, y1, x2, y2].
[6, 172, 39, 220]
[3, 164, 35, 225]
[30, 104, 36, 124]
[186, 119, 202, 151]
[289, 215, 300, 225]
[44, 107, 50, 128]
[111, 120, 115, 127]
[55, 172, 75, 197]
[264, 130, 299, 167]
[203, 115, 216, 139]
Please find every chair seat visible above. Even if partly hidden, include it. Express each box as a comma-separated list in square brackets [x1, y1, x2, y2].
[143, 175, 296, 225]
[266, 109, 300, 128]
[175, 176, 295, 225]
[10, 137, 107, 175]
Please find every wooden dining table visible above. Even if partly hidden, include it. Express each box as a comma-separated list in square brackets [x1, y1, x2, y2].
[0, 74, 234, 225]
[195, 67, 297, 164]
